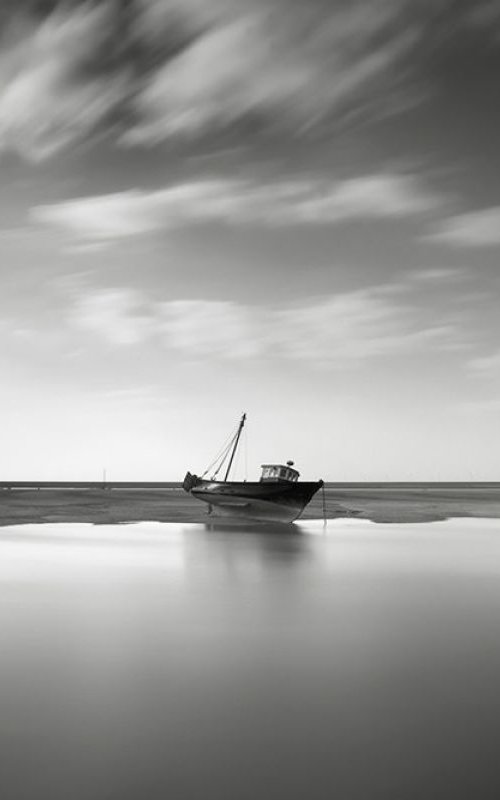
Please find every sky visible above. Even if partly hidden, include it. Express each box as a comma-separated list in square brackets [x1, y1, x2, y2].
[1, 0, 500, 481]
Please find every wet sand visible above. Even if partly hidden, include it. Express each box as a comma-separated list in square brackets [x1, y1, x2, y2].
[0, 484, 499, 526]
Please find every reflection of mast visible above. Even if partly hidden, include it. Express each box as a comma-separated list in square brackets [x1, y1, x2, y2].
[224, 413, 246, 482]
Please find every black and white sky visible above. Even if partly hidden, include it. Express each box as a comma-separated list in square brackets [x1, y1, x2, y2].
[1, 0, 500, 480]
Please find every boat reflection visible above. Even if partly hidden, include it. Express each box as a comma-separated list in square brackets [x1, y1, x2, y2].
[203, 520, 298, 535]
[179, 519, 314, 569]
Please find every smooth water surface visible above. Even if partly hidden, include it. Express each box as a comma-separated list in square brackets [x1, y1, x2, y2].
[1, 518, 500, 799]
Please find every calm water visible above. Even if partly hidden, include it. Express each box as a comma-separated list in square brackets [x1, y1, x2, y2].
[1, 518, 500, 799]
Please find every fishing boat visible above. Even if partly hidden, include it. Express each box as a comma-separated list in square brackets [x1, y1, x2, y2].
[183, 414, 324, 523]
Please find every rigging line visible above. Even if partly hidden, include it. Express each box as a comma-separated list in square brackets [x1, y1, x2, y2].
[209, 421, 243, 479]
[207, 439, 235, 479]
[201, 427, 239, 478]
[211, 436, 237, 479]
[209, 430, 236, 466]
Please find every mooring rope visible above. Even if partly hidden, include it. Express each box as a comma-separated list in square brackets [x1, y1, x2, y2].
[244, 423, 248, 481]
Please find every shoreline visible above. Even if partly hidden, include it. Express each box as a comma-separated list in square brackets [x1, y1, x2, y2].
[1, 486, 500, 527]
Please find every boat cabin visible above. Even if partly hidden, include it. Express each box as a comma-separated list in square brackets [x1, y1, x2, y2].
[260, 461, 299, 483]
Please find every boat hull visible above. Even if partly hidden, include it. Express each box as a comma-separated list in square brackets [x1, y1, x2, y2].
[183, 473, 323, 523]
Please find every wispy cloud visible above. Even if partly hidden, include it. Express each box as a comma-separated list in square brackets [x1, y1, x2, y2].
[159, 301, 263, 359]
[0, 3, 128, 160]
[271, 294, 459, 365]
[123, 1, 420, 146]
[69, 288, 154, 346]
[33, 173, 441, 241]
[464, 0, 500, 31]
[426, 208, 500, 248]
[405, 267, 465, 283]
[468, 349, 500, 376]
[4, 0, 495, 159]
[65, 280, 462, 368]
[458, 398, 500, 415]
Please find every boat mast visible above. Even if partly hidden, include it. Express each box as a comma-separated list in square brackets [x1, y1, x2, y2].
[224, 413, 246, 482]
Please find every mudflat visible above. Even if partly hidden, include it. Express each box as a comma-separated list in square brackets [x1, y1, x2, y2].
[1, 484, 499, 526]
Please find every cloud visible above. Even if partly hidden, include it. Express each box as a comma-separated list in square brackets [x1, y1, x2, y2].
[458, 398, 500, 414]
[0, 3, 129, 160]
[426, 208, 500, 248]
[69, 288, 153, 346]
[4, 0, 492, 159]
[33, 173, 440, 240]
[34, 190, 164, 239]
[465, 0, 500, 31]
[159, 301, 263, 359]
[270, 290, 459, 364]
[63, 241, 110, 256]
[66, 281, 461, 367]
[123, 1, 419, 145]
[468, 349, 500, 376]
[405, 268, 465, 283]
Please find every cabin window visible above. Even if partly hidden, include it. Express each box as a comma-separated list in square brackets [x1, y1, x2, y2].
[261, 465, 299, 481]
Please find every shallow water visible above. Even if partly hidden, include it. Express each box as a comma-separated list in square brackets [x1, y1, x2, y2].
[1, 518, 500, 799]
